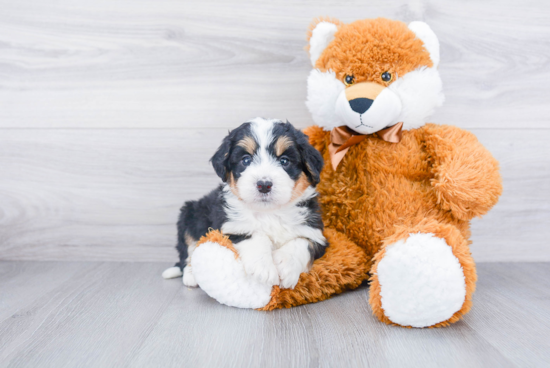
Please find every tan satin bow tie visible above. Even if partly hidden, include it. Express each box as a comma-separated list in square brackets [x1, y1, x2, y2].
[328, 122, 403, 170]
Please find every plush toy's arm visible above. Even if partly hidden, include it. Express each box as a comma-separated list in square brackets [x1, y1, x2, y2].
[423, 124, 502, 221]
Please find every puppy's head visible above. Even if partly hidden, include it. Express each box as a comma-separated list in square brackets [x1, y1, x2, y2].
[211, 118, 324, 210]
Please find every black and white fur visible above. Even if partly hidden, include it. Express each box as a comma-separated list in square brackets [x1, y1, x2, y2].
[162, 117, 327, 289]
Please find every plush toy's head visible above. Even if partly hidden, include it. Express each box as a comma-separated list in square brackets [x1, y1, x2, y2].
[306, 17, 444, 134]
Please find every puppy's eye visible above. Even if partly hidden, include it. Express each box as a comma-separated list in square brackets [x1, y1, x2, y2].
[279, 156, 290, 167]
[344, 74, 355, 86]
[381, 71, 392, 82]
[241, 155, 252, 166]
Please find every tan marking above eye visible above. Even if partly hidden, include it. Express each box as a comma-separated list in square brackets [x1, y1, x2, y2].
[275, 136, 293, 156]
[345, 82, 385, 101]
[236, 136, 257, 155]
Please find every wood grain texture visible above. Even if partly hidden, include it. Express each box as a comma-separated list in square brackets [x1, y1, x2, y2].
[0, 262, 179, 367]
[0, 0, 549, 129]
[464, 263, 550, 367]
[0, 261, 94, 322]
[0, 128, 548, 262]
[0, 0, 549, 262]
[2, 261, 549, 367]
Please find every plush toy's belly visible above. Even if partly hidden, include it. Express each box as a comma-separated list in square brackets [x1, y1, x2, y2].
[316, 130, 467, 268]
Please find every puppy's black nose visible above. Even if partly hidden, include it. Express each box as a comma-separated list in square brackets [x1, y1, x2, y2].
[349, 98, 374, 114]
[257, 180, 272, 194]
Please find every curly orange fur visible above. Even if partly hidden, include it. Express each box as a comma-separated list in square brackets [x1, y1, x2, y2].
[302, 122, 501, 327]
[259, 228, 369, 310]
[312, 18, 433, 86]
[196, 229, 239, 259]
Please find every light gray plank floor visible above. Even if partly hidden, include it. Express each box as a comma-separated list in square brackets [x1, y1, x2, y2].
[1, 262, 549, 368]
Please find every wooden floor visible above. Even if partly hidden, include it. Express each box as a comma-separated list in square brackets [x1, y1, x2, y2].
[0, 262, 549, 367]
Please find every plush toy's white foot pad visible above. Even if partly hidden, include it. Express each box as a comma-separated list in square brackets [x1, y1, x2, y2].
[162, 266, 183, 279]
[192, 242, 273, 309]
[377, 233, 466, 328]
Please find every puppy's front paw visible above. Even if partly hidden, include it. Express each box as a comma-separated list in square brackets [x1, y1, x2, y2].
[273, 249, 304, 289]
[183, 266, 198, 287]
[241, 254, 279, 286]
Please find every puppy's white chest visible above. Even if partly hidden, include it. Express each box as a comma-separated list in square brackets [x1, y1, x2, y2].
[252, 212, 300, 248]
[221, 185, 325, 249]
[222, 207, 309, 249]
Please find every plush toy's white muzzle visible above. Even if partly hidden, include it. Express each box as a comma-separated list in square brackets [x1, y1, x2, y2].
[334, 83, 402, 135]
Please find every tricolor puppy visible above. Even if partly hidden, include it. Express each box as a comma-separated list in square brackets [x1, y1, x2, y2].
[162, 118, 327, 289]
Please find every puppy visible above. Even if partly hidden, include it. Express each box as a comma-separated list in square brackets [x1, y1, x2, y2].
[162, 118, 327, 289]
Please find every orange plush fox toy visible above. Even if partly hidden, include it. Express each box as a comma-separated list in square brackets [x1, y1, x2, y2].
[190, 17, 502, 328]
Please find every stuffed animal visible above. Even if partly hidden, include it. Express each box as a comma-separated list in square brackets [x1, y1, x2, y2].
[190, 17, 502, 328]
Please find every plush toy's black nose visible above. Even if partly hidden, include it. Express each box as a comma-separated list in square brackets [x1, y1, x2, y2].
[256, 180, 272, 194]
[349, 98, 374, 114]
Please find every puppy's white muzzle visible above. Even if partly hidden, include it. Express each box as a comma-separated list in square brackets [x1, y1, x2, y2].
[334, 82, 402, 135]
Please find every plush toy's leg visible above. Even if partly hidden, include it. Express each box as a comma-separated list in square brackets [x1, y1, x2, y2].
[191, 230, 273, 309]
[369, 220, 476, 328]
[259, 228, 369, 310]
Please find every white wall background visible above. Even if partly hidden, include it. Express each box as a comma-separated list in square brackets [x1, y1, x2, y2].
[1, 0, 548, 262]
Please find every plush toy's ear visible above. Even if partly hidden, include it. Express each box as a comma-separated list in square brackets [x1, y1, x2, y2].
[408, 21, 440, 68]
[307, 18, 341, 67]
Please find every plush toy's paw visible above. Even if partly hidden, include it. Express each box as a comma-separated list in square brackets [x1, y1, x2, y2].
[374, 233, 466, 328]
[182, 266, 198, 287]
[240, 251, 280, 286]
[162, 266, 183, 279]
[191, 241, 273, 309]
[273, 248, 303, 289]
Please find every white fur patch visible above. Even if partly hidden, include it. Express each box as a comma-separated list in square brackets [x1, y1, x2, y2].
[234, 233, 279, 286]
[273, 238, 311, 289]
[309, 22, 338, 66]
[305, 69, 345, 130]
[376, 233, 466, 328]
[183, 266, 198, 287]
[222, 185, 325, 249]
[389, 67, 445, 130]
[192, 241, 273, 309]
[408, 21, 440, 68]
[162, 266, 183, 279]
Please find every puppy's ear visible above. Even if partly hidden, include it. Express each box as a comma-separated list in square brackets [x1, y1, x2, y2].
[210, 134, 232, 182]
[296, 129, 324, 186]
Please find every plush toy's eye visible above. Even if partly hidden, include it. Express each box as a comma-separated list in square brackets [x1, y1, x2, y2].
[344, 75, 355, 86]
[279, 156, 290, 167]
[381, 71, 392, 82]
[242, 155, 252, 166]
